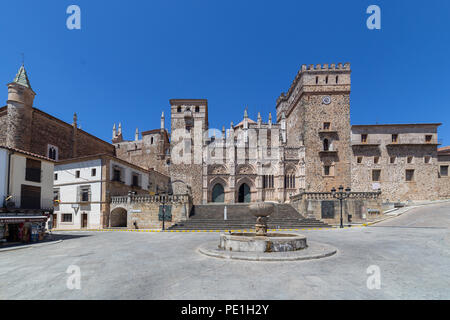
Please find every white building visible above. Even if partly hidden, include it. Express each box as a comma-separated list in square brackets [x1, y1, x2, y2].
[53, 154, 158, 229]
[0, 146, 54, 243]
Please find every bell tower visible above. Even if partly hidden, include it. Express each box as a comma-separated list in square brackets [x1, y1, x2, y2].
[6, 65, 36, 151]
[169, 99, 208, 204]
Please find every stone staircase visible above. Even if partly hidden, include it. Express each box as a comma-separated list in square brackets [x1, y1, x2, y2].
[168, 203, 331, 230]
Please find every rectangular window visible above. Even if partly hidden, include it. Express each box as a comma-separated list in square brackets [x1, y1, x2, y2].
[324, 165, 330, 176]
[407, 156, 413, 164]
[406, 169, 415, 182]
[425, 135, 433, 143]
[357, 156, 363, 164]
[323, 122, 330, 130]
[132, 174, 140, 187]
[62, 214, 73, 223]
[285, 175, 295, 188]
[440, 166, 449, 177]
[91, 168, 96, 177]
[424, 156, 431, 164]
[79, 186, 90, 202]
[361, 134, 368, 143]
[392, 134, 398, 143]
[374, 156, 380, 164]
[390, 156, 396, 164]
[54, 173, 58, 180]
[53, 189, 60, 201]
[113, 168, 122, 182]
[25, 158, 41, 183]
[21, 185, 41, 209]
[75, 170, 80, 178]
[372, 169, 381, 182]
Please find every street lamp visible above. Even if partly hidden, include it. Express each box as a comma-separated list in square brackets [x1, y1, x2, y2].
[159, 190, 173, 231]
[331, 185, 351, 228]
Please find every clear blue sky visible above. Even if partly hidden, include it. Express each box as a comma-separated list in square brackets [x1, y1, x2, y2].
[1, 0, 449, 145]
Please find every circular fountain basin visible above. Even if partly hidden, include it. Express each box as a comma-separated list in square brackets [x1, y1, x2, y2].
[219, 233, 307, 253]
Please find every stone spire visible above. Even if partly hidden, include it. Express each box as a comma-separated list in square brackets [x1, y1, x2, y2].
[257, 112, 262, 126]
[135, 128, 139, 141]
[13, 64, 32, 90]
[268, 112, 272, 126]
[113, 123, 117, 139]
[118, 123, 122, 135]
[161, 111, 165, 130]
[244, 107, 248, 118]
[73, 113, 78, 127]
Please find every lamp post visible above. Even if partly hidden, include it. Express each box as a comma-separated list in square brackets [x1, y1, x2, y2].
[331, 185, 351, 229]
[159, 190, 173, 231]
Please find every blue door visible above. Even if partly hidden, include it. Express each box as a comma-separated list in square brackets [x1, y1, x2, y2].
[212, 184, 225, 203]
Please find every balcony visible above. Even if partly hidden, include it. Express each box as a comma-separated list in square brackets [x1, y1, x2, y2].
[1, 195, 53, 213]
[387, 137, 442, 146]
[319, 148, 338, 155]
[351, 139, 381, 146]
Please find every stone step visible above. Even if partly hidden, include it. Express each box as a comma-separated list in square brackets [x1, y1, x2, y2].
[169, 202, 329, 231]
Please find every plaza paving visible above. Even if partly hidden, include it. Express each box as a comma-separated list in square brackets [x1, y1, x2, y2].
[0, 202, 449, 299]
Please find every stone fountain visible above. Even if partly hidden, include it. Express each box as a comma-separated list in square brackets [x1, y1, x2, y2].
[199, 202, 337, 261]
[219, 202, 307, 253]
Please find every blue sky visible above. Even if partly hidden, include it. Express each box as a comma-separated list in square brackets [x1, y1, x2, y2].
[1, 0, 449, 145]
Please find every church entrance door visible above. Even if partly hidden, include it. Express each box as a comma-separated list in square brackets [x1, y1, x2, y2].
[238, 183, 251, 203]
[212, 184, 225, 203]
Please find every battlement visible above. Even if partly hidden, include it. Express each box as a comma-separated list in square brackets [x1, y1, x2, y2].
[276, 62, 351, 108]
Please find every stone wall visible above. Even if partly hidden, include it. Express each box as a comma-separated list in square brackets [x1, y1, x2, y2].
[0, 107, 115, 159]
[0, 107, 7, 145]
[114, 129, 170, 175]
[438, 153, 450, 198]
[110, 194, 192, 229]
[291, 191, 382, 225]
[351, 125, 440, 201]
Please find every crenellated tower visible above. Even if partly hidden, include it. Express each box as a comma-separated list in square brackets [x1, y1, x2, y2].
[276, 63, 352, 192]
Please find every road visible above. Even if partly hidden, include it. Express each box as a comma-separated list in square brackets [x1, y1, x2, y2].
[0, 202, 449, 299]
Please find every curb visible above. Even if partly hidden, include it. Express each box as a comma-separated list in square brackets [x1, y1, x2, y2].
[197, 241, 338, 262]
[0, 240, 63, 253]
[51, 226, 359, 233]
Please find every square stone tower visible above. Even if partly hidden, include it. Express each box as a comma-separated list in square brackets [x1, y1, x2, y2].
[169, 99, 208, 203]
[276, 63, 352, 192]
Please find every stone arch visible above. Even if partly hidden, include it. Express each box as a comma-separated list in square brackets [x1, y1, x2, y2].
[285, 164, 297, 175]
[235, 177, 255, 203]
[212, 184, 225, 203]
[208, 177, 228, 203]
[110, 207, 128, 227]
[236, 164, 256, 175]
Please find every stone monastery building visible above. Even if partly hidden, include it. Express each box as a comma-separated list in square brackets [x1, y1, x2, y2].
[1, 63, 449, 208]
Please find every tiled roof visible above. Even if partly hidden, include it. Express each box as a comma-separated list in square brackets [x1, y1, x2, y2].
[234, 118, 256, 128]
[438, 146, 450, 154]
[13, 65, 32, 90]
[0, 145, 54, 162]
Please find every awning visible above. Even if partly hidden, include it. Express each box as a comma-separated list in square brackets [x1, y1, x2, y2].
[0, 216, 49, 224]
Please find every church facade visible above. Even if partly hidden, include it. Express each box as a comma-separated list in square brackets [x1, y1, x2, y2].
[113, 63, 448, 204]
[1, 63, 448, 208]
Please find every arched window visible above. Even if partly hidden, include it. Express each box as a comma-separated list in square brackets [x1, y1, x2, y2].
[323, 139, 330, 151]
[47, 145, 58, 161]
[177, 106, 182, 113]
